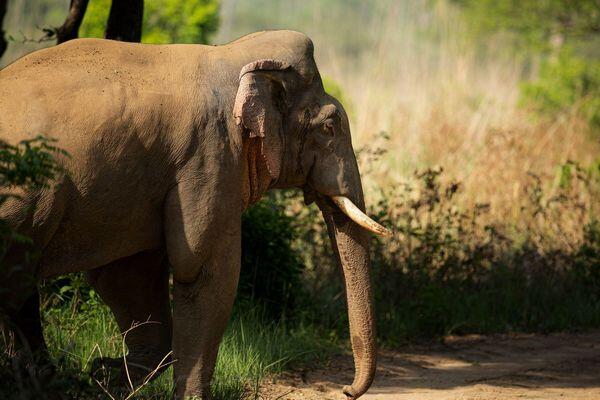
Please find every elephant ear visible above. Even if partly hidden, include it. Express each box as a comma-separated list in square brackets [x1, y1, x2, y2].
[233, 59, 291, 207]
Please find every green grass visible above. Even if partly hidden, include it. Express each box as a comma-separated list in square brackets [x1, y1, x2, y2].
[39, 301, 334, 400]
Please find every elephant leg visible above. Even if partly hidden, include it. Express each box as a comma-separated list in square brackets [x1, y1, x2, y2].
[13, 288, 46, 354]
[164, 182, 242, 399]
[0, 248, 53, 399]
[170, 248, 240, 399]
[85, 249, 172, 389]
[0, 242, 45, 358]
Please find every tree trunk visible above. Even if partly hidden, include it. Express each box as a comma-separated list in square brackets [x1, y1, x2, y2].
[0, 0, 7, 59]
[56, 0, 89, 44]
[105, 0, 143, 42]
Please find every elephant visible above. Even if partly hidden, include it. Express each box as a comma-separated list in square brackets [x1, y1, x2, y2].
[0, 30, 391, 399]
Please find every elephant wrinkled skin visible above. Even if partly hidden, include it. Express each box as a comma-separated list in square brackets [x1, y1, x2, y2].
[0, 30, 388, 399]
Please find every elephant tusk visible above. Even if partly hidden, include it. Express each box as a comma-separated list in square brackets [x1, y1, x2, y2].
[331, 196, 393, 238]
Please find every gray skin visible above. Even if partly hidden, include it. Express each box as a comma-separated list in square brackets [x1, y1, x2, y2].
[0, 30, 376, 399]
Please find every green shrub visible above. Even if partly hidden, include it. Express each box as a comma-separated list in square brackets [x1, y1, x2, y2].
[143, 0, 219, 44]
[0, 136, 67, 399]
[454, 0, 600, 51]
[367, 166, 600, 343]
[80, 0, 220, 44]
[0, 136, 64, 267]
[283, 148, 600, 344]
[521, 49, 600, 129]
[322, 76, 352, 117]
[454, 0, 600, 131]
[240, 194, 305, 318]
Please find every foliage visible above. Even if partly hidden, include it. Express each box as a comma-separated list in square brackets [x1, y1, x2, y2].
[322, 77, 346, 106]
[78, 0, 109, 39]
[454, 0, 600, 130]
[322, 76, 353, 118]
[0, 136, 63, 191]
[0, 136, 64, 264]
[0, 281, 332, 400]
[0, 136, 65, 399]
[366, 166, 600, 343]
[521, 49, 600, 128]
[80, 0, 220, 44]
[143, 0, 219, 44]
[271, 133, 600, 344]
[240, 195, 305, 318]
[453, 0, 600, 51]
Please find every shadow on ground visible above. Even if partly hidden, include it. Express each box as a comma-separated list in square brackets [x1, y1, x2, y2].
[263, 331, 600, 400]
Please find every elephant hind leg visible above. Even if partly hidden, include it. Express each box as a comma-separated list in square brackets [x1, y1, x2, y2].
[13, 288, 46, 354]
[0, 241, 46, 358]
[85, 249, 172, 389]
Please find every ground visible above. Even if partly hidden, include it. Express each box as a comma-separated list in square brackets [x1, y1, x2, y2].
[262, 331, 600, 400]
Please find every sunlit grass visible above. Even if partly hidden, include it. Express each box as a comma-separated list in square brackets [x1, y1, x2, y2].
[43, 302, 334, 400]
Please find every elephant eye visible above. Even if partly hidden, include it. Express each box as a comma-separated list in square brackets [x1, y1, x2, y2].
[323, 119, 335, 136]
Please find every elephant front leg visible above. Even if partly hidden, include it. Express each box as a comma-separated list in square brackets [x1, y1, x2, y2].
[164, 181, 242, 399]
[172, 256, 240, 398]
[171, 237, 241, 399]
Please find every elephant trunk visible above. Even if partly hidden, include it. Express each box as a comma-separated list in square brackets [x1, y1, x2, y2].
[321, 196, 377, 399]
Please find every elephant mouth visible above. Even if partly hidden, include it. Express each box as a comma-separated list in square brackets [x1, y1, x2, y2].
[330, 196, 392, 237]
[303, 186, 391, 237]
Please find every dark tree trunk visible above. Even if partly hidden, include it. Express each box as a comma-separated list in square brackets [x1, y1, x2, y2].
[56, 0, 89, 44]
[0, 0, 7, 59]
[105, 0, 143, 42]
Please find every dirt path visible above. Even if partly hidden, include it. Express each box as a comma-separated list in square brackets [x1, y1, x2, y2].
[262, 331, 600, 400]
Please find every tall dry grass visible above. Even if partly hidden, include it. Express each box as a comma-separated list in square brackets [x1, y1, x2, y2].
[219, 0, 599, 248]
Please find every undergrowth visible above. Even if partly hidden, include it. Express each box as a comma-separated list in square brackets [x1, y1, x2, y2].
[0, 283, 334, 400]
[285, 152, 600, 346]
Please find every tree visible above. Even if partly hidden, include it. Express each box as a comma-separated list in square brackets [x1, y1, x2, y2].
[143, 0, 219, 44]
[0, 0, 7, 58]
[104, 0, 143, 42]
[52, 0, 143, 44]
[55, 0, 89, 44]
[80, 0, 219, 44]
[453, 0, 600, 51]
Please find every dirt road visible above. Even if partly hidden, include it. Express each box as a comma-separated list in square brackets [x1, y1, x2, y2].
[262, 331, 600, 400]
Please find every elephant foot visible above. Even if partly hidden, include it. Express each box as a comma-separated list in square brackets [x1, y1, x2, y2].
[90, 354, 170, 394]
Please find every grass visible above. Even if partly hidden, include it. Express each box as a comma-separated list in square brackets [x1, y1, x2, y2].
[0, 296, 334, 400]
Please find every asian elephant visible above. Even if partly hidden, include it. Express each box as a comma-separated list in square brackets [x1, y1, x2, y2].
[0, 30, 391, 399]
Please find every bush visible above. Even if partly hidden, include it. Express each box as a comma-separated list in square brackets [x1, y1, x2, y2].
[521, 49, 600, 129]
[80, 0, 220, 44]
[454, 0, 600, 131]
[143, 0, 219, 44]
[367, 166, 600, 343]
[240, 194, 305, 318]
[0, 136, 64, 268]
[322, 76, 353, 118]
[279, 148, 600, 344]
[0, 136, 67, 400]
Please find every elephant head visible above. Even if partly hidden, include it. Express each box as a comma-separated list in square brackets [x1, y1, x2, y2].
[233, 32, 391, 399]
